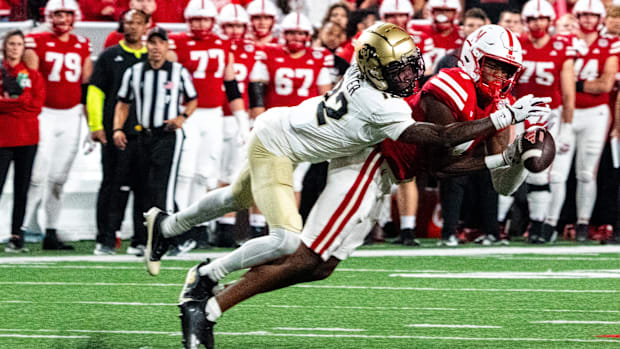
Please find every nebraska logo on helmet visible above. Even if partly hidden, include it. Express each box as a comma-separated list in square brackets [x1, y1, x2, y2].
[184, 0, 217, 39]
[281, 12, 313, 53]
[45, 0, 81, 35]
[459, 24, 523, 100]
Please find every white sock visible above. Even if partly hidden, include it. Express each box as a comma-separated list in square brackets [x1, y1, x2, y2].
[249, 213, 266, 228]
[497, 195, 514, 222]
[205, 297, 222, 322]
[198, 228, 301, 281]
[527, 190, 551, 222]
[161, 186, 240, 238]
[218, 216, 236, 225]
[400, 216, 416, 230]
[576, 179, 597, 224]
[546, 181, 567, 228]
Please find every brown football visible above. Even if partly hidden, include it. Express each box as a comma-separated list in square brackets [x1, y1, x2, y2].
[521, 128, 556, 173]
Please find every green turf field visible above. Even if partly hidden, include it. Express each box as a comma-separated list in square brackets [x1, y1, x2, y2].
[0, 241, 619, 348]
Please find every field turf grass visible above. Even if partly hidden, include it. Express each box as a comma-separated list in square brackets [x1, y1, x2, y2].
[0, 240, 619, 348]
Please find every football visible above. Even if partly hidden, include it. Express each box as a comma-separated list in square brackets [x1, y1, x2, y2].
[521, 128, 556, 173]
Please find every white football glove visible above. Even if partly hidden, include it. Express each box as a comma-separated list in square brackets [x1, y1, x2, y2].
[233, 110, 250, 146]
[82, 132, 96, 155]
[490, 94, 552, 130]
[557, 122, 573, 154]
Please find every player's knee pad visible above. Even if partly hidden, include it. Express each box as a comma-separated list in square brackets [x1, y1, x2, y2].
[270, 228, 301, 256]
[549, 170, 566, 184]
[576, 170, 595, 183]
[526, 171, 550, 187]
[48, 181, 65, 200]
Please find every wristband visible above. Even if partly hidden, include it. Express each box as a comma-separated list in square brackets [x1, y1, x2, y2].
[576, 80, 585, 93]
[489, 108, 512, 130]
[180, 112, 189, 119]
[113, 128, 124, 133]
[484, 153, 507, 169]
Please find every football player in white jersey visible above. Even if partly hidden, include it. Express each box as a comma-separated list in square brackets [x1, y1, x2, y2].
[169, 24, 553, 348]
[144, 22, 548, 274]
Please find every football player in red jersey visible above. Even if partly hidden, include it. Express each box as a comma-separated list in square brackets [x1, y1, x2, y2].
[546, 0, 620, 242]
[22, 0, 93, 250]
[171, 0, 249, 218]
[248, 12, 334, 238]
[214, 3, 257, 243]
[409, 0, 463, 68]
[174, 25, 552, 348]
[511, 0, 577, 243]
[246, 0, 280, 46]
[379, 0, 435, 245]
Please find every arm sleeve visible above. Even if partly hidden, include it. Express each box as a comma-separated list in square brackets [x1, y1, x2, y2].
[180, 67, 197, 101]
[117, 66, 133, 103]
[87, 85, 105, 131]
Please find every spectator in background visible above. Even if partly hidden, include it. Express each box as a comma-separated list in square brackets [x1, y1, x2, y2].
[81, 0, 128, 21]
[497, 9, 523, 34]
[0, 0, 10, 21]
[435, 8, 489, 72]
[87, 9, 150, 255]
[338, 7, 377, 63]
[322, 3, 349, 29]
[152, 0, 190, 23]
[0, 30, 45, 253]
[317, 21, 348, 78]
[556, 13, 580, 35]
[104, 0, 156, 48]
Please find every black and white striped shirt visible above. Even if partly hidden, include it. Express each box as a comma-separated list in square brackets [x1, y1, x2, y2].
[117, 60, 197, 129]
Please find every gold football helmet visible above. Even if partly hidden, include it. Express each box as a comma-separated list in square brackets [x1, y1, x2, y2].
[355, 23, 424, 97]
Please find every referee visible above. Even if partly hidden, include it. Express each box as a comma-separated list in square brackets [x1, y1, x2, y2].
[113, 27, 197, 219]
[87, 9, 149, 255]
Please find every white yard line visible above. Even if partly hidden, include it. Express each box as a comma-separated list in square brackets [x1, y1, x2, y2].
[3, 301, 616, 315]
[494, 257, 620, 261]
[407, 324, 501, 329]
[532, 321, 620, 325]
[0, 246, 619, 263]
[389, 271, 620, 279]
[0, 334, 89, 339]
[215, 332, 620, 343]
[1, 328, 619, 343]
[294, 285, 619, 293]
[0, 281, 616, 293]
[273, 327, 366, 332]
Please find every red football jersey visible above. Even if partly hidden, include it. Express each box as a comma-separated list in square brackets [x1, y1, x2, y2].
[222, 39, 258, 116]
[171, 32, 231, 109]
[381, 67, 510, 181]
[408, 23, 463, 62]
[515, 34, 577, 109]
[24, 32, 91, 109]
[409, 29, 435, 56]
[255, 44, 334, 108]
[575, 34, 620, 108]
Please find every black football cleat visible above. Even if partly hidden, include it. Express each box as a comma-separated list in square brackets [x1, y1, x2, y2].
[179, 260, 218, 304]
[144, 207, 172, 276]
[42, 229, 74, 250]
[179, 300, 214, 349]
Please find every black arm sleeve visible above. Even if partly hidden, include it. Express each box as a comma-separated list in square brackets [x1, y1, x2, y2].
[81, 83, 88, 104]
[224, 79, 241, 102]
[248, 81, 265, 108]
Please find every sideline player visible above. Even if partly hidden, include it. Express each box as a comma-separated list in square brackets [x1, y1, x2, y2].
[214, 4, 256, 245]
[513, 0, 576, 243]
[176, 25, 552, 348]
[546, 0, 620, 242]
[246, 0, 280, 45]
[171, 0, 249, 215]
[22, 0, 92, 250]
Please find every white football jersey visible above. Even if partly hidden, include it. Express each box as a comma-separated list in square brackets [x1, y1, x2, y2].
[253, 66, 414, 163]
